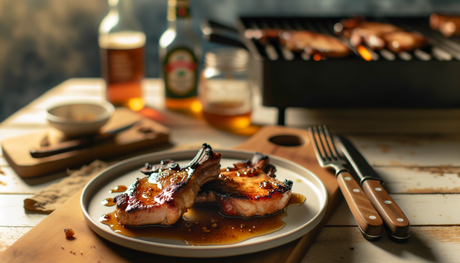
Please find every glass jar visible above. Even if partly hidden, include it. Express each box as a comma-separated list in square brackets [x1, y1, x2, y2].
[199, 48, 252, 131]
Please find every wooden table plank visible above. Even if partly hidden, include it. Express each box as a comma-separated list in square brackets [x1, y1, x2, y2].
[1, 78, 460, 262]
[375, 167, 460, 194]
[345, 135, 460, 166]
[170, 128, 249, 147]
[0, 195, 47, 227]
[326, 195, 460, 226]
[0, 227, 33, 254]
[286, 108, 460, 134]
[0, 167, 67, 194]
[302, 226, 460, 263]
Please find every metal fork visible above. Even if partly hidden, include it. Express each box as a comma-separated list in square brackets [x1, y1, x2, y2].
[309, 125, 383, 240]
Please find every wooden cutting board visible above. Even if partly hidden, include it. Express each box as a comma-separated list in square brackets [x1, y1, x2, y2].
[1, 125, 342, 263]
[1, 108, 171, 178]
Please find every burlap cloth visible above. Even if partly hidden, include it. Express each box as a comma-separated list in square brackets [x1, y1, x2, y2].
[24, 142, 224, 214]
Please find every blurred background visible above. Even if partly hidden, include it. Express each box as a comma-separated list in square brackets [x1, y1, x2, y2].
[0, 0, 459, 122]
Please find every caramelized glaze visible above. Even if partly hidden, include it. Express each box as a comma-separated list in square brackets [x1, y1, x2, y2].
[101, 193, 305, 245]
[109, 185, 127, 193]
[102, 198, 116, 206]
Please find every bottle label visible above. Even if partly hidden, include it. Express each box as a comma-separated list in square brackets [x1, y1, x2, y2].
[163, 47, 198, 98]
[99, 32, 146, 85]
[176, 1, 190, 18]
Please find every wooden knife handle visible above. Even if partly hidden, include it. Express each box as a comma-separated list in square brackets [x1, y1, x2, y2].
[29, 139, 90, 158]
[362, 180, 410, 242]
[337, 171, 384, 240]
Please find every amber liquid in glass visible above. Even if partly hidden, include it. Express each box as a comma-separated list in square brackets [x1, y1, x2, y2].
[100, 32, 145, 111]
[165, 96, 201, 113]
[202, 101, 252, 130]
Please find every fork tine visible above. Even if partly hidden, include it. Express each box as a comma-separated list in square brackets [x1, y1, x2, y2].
[316, 125, 332, 162]
[309, 126, 325, 164]
[321, 125, 341, 160]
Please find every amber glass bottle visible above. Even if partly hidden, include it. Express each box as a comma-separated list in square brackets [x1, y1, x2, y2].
[99, 0, 145, 111]
[159, 0, 201, 113]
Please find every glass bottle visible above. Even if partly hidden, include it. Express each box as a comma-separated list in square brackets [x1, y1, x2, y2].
[199, 48, 252, 131]
[99, 0, 146, 111]
[159, 0, 201, 113]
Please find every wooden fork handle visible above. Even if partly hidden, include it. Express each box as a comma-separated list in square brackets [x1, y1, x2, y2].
[362, 180, 410, 242]
[337, 171, 384, 240]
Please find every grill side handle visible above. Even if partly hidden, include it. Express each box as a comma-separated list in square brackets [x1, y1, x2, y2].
[201, 20, 248, 50]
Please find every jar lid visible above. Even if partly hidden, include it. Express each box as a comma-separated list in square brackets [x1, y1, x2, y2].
[205, 48, 249, 70]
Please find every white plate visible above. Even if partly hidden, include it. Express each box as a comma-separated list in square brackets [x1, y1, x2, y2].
[81, 149, 328, 258]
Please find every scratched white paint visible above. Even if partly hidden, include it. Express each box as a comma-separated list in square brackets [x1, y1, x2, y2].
[0, 195, 47, 227]
[0, 167, 67, 195]
[375, 167, 460, 194]
[345, 135, 460, 166]
[0, 226, 33, 254]
[326, 195, 460, 226]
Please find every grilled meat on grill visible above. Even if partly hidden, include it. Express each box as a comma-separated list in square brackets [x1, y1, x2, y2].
[195, 153, 293, 218]
[430, 13, 460, 37]
[348, 22, 402, 49]
[114, 143, 221, 226]
[335, 17, 427, 52]
[246, 28, 350, 58]
[381, 31, 428, 53]
[280, 30, 351, 58]
[335, 17, 402, 49]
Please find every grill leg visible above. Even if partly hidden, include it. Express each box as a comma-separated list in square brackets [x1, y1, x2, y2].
[277, 107, 286, 126]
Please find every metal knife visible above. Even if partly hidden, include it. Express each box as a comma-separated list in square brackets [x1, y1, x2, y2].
[336, 135, 410, 242]
[29, 121, 138, 158]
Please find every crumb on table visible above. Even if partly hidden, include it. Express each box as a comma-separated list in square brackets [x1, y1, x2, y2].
[64, 228, 76, 239]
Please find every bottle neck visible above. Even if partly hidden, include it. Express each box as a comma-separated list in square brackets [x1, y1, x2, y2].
[117, 0, 136, 24]
[167, 0, 191, 22]
[105, 0, 141, 32]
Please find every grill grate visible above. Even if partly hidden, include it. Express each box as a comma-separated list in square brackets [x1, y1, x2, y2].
[238, 17, 460, 62]
[235, 16, 460, 125]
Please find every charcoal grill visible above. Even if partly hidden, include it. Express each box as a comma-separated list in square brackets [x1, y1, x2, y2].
[233, 16, 460, 125]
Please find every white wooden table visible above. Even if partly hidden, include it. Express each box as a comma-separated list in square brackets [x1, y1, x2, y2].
[1, 78, 459, 262]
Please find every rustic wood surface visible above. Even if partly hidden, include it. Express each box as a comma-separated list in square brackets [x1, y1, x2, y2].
[1, 78, 460, 262]
[0, 125, 341, 263]
[1, 108, 170, 178]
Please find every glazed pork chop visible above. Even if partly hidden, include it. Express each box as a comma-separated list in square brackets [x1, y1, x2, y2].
[245, 28, 350, 58]
[430, 13, 460, 37]
[335, 17, 427, 52]
[280, 30, 351, 58]
[196, 153, 293, 218]
[114, 143, 221, 226]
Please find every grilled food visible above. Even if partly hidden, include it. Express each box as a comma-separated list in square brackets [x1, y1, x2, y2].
[430, 13, 460, 37]
[280, 30, 351, 58]
[246, 28, 350, 58]
[114, 143, 221, 226]
[335, 17, 427, 52]
[381, 31, 428, 53]
[195, 153, 293, 218]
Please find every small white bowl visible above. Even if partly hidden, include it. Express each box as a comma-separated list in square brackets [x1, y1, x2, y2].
[46, 100, 115, 136]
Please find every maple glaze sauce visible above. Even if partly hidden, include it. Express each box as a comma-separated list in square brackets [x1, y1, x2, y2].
[101, 193, 305, 245]
[102, 198, 116, 206]
[102, 186, 127, 206]
[110, 185, 127, 193]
